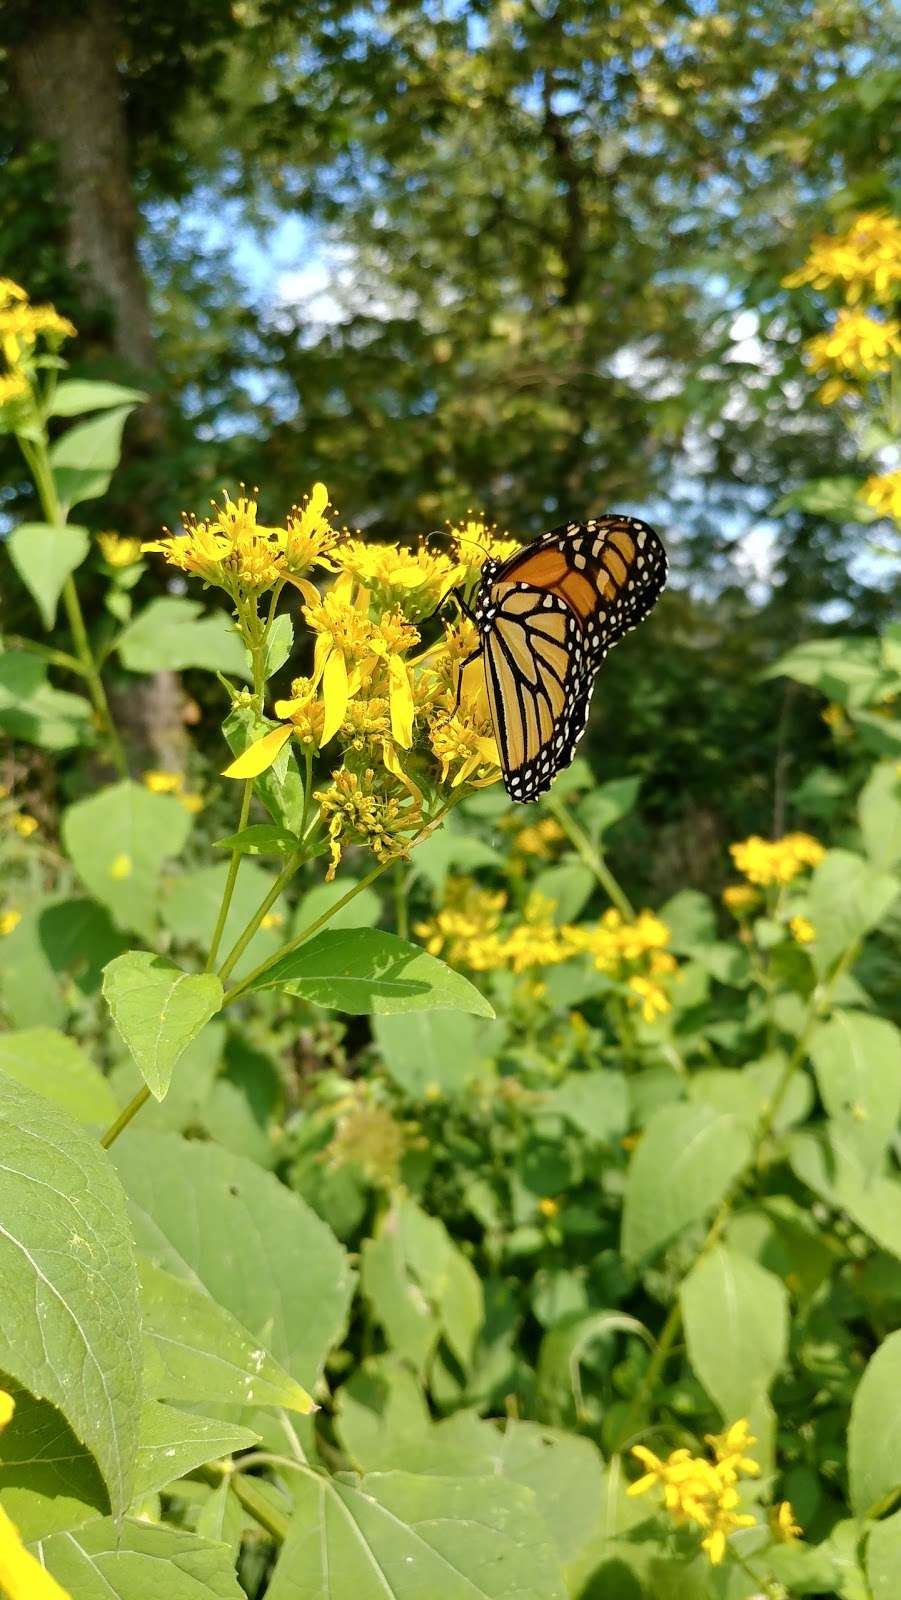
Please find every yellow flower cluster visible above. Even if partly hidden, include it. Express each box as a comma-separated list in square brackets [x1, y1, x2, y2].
[729, 832, 825, 887]
[415, 878, 509, 971]
[97, 531, 143, 568]
[143, 484, 339, 601]
[805, 309, 901, 378]
[722, 883, 758, 915]
[862, 469, 901, 523]
[628, 1420, 796, 1567]
[565, 907, 676, 1020]
[790, 915, 815, 945]
[0, 278, 75, 387]
[512, 816, 566, 858]
[784, 211, 901, 305]
[0, 1390, 72, 1598]
[141, 769, 204, 815]
[0, 909, 22, 937]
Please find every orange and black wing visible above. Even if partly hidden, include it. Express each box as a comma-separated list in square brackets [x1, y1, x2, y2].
[475, 514, 666, 802]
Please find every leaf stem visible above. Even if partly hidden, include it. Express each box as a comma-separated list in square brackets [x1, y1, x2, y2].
[546, 794, 635, 919]
[99, 1085, 150, 1149]
[216, 850, 304, 985]
[199, 1462, 290, 1543]
[206, 779, 254, 971]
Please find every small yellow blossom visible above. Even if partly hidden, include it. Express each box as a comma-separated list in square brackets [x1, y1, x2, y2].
[706, 1420, 761, 1484]
[628, 974, 671, 1021]
[281, 483, 339, 583]
[97, 531, 143, 568]
[502, 893, 570, 975]
[538, 1196, 560, 1218]
[415, 878, 509, 971]
[821, 702, 847, 733]
[513, 817, 566, 857]
[276, 676, 327, 752]
[730, 832, 825, 887]
[142, 769, 184, 794]
[784, 210, 901, 305]
[770, 1500, 802, 1543]
[805, 309, 901, 378]
[815, 376, 856, 406]
[0, 279, 76, 369]
[449, 516, 521, 585]
[180, 791, 204, 815]
[143, 484, 336, 601]
[628, 1422, 759, 1568]
[334, 538, 463, 620]
[0, 371, 29, 407]
[862, 469, 901, 524]
[0, 910, 22, 937]
[428, 683, 501, 791]
[260, 911, 285, 931]
[0, 1392, 13, 1430]
[109, 853, 132, 880]
[789, 914, 815, 945]
[10, 813, 38, 838]
[722, 883, 758, 915]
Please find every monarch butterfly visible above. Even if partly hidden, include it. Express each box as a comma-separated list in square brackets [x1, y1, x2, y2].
[454, 514, 667, 803]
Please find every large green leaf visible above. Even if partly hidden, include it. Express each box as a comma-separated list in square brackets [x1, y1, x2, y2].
[868, 1510, 901, 1600]
[547, 1069, 628, 1144]
[848, 1330, 901, 1515]
[688, 1053, 812, 1133]
[134, 1400, 257, 1498]
[531, 862, 595, 922]
[809, 1011, 901, 1169]
[160, 861, 283, 979]
[621, 1102, 751, 1263]
[766, 636, 886, 706]
[361, 1194, 483, 1375]
[117, 596, 250, 677]
[0, 650, 92, 749]
[140, 1258, 314, 1413]
[790, 1129, 901, 1262]
[63, 780, 193, 941]
[249, 928, 495, 1017]
[859, 761, 901, 871]
[0, 1072, 142, 1517]
[33, 1519, 246, 1599]
[680, 1245, 788, 1469]
[807, 850, 898, 975]
[0, 1027, 118, 1125]
[49, 378, 148, 416]
[7, 522, 89, 628]
[576, 775, 641, 843]
[49, 403, 136, 509]
[266, 1469, 568, 1600]
[112, 1131, 353, 1389]
[0, 895, 125, 1029]
[373, 1010, 495, 1098]
[102, 952, 223, 1101]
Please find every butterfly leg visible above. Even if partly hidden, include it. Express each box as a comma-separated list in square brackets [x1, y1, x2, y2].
[420, 587, 477, 627]
[449, 647, 481, 719]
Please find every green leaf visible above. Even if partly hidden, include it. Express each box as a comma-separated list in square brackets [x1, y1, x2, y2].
[140, 1257, 315, 1414]
[63, 780, 193, 941]
[809, 1011, 901, 1169]
[361, 1194, 483, 1374]
[868, 1509, 901, 1600]
[293, 876, 383, 934]
[49, 378, 148, 416]
[111, 1131, 353, 1389]
[859, 762, 901, 871]
[117, 596, 250, 677]
[249, 928, 496, 1017]
[7, 522, 89, 628]
[0, 651, 92, 750]
[161, 861, 283, 980]
[577, 775, 640, 843]
[49, 403, 136, 509]
[0, 1383, 107, 1539]
[766, 636, 886, 705]
[262, 611, 294, 678]
[807, 850, 898, 975]
[0, 1071, 142, 1517]
[688, 1053, 812, 1133]
[532, 862, 595, 921]
[680, 1245, 788, 1470]
[621, 1102, 751, 1264]
[547, 1070, 628, 1144]
[790, 1129, 901, 1262]
[0, 1027, 118, 1124]
[266, 1469, 568, 1600]
[34, 1519, 246, 1599]
[373, 1010, 495, 1098]
[536, 1312, 652, 1426]
[409, 818, 500, 893]
[0, 895, 125, 1029]
[102, 952, 223, 1101]
[848, 1330, 901, 1515]
[213, 822, 297, 856]
[223, 703, 307, 833]
[772, 476, 878, 522]
[135, 1400, 258, 1498]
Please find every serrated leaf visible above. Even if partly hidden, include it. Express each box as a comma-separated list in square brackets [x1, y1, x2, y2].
[63, 781, 192, 941]
[117, 596, 250, 677]
[0, 1071, 142, 1517]
[848, 1330, 901, 1515]
[49, 378, 148, 416]
[33, 1519, 246, 1599]
[102, 952, 223, 1101]
[249, 928, 496, 1017]
[140, 1258, 315, 1414]
[7, 522, 89, 628]
[49, 403, 135, 509]
[622, 1102, 751, 1263]
[266, 1469, 568, 1600]
[112, 1131, 353, 1389]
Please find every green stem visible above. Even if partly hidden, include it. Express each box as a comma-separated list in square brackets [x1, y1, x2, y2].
[1, 634, 86, 676]
[199, 1462, 290, 1543]
[206, 779, 254, 971]
[99, 1085, 150, 1149]
[547, 795, 635, 919]
[216, 850, 304, 985]
[393, 860, 410, 940]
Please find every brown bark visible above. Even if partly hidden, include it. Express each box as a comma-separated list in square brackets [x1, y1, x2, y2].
[12, 1, 157, 377]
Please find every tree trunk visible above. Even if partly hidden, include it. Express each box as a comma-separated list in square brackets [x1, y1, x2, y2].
[12, 0, 156, 378]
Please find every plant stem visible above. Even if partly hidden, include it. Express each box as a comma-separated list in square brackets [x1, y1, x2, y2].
[547, 795, 635, 919]
[199, 1463, 290, 1543]
[206, 779, 254, 971]
[99, 1085, 150, 1149]
[393, 860, 410, 940]
[216, 850, 303, 985]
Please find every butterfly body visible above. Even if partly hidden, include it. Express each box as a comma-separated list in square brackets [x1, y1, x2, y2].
[469, 514, 667, 802]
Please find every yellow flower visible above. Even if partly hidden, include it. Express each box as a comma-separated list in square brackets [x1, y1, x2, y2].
[784, 210, 901, 305]
[143, 489, 285, 595]
[0, 281, 76, 369]
[10, 814, 38, 838]
[97, 530, 143, 568]
[180, 791, 204, 815]
[315, 766, 423, 880]
[815, 376, 855, 406]
[449, 516, 521, 586]
[789, 915, 815, 945]
[0, 280, 27, 308]
[730, 832, 825, 887]
[109, 853, 132, 880]
[334, 538, 463, 620]
[706, 1420, 761, 1484]
[300, 570, 377, 743]
[281, 483, 340, 582]
[260, 911, 284, 930]
[0, 1392, 13, 1429]
[862, 469, 901, 523]
[722, 883, 758, 915]
[428, 661, 501, 790]
[628, 1424, 759, 1569]
[513, 817, 566, 857]
[501, 893, 570, 974]
[805, 309, 901, 378]
[628, 974, 671, 1021]
[770, 1500, 802, 1543]
[142, 769, 184, 794]
[0, 370, 29, 407]
[821, 702, 847, 732]
[0, 910, 22, 937]
[538, 1196, 560, 1218]
[414, 878, 508, 971]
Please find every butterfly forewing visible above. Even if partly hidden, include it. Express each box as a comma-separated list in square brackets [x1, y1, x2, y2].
[473, 514, 666, 802]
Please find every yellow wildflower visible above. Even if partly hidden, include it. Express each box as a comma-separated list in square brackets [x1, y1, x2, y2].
[770, 1500, 802, 1543]
[143, 484, 336, 601]
[10, 814, 38, 838]
[564, 907, 673, 974]
[260, 911, 285, 930]
[0, 280, 76, 369]
[805, 309, 901, 378]
[281, 483, 339, 582]
[628, 1424, 759, 1568]
[334, 537, 463, 620]
[300, 571, 376, 743]
[315, 766, 423, 880]
[428, 684, 501, 791]
[448, 516, 521, 586]
[180, 791, 204, 815]
[730, 832, 825, 887]
[790, 915, 815, 945]
[502, 893, 570, 974]
[0, 370, 29, 407]
[142, 769, 184, 794]
[862, 469, 901, 523]
[0, 1393, 13, 1429]
[513, 817, 566, 858]
[815, 376, 855, 406]
[109, 853, 132, 880]
[821, 702, 847, 732]
[628, 974, 671, 1021]
[784, 210, 901, 304]
[275, 676, 327, 752]
[722, 883, 758, 915]
[538, 1196, 560, 1218]
[700, 1487, 757, 1566]
[414, 878, 508, 971]
[0, 280, 27, 308]
[0, 910, 21, 937]
[706, 1420, 761, 1484]
[97, 531, 143, 568]
[0, 1390, 72, 1598]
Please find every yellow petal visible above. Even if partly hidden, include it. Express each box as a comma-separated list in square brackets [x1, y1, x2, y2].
[388, 653, 414, 748]
[308, 481, 328, 520]
[382, 740, 423, 801]
[626, 1474, 657, 1497]
[0, 1391, 14, 1430]
[222, 723, 293, 778]
[283, 574, 321, 604]
[320, 648, 349, 746]
[0, 1505, 72, 1599]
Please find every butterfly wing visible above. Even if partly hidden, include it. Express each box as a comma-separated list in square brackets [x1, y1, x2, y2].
[476, 514, 666, 802]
